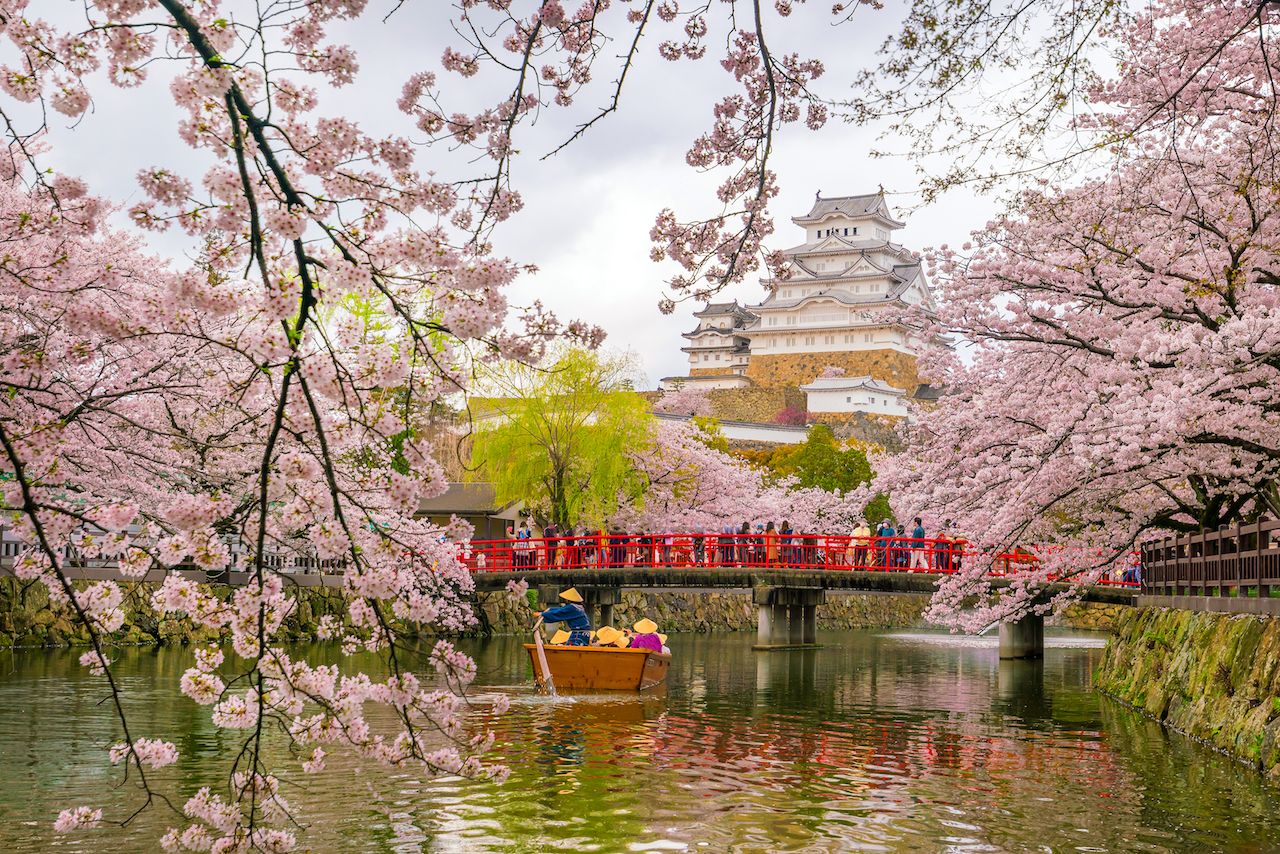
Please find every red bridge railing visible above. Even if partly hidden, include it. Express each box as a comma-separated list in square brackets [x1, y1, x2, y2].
[458, 532, 1139, 587]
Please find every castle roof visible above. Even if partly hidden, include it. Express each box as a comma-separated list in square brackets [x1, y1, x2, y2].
[747, 262, 923, 313]
[692, 300, 755, 319]
[681, 327, 746, 339]
[793, 191, 905, 229]
[799, 375, 907, 396]
[782, 236, 911, 258]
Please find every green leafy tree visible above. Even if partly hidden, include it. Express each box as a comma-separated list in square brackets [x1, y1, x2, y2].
[738, 425, 892, 523]
[470, 350, 653, 529]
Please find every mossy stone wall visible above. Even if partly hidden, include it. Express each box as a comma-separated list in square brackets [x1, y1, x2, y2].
[0, 576, 350, 649]
[1095, 607, 1280, 778]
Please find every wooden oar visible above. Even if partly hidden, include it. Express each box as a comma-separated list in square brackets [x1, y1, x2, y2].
[532, 617, 557, 697]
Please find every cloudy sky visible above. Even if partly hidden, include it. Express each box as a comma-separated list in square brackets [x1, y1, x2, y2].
[38, 1, 996, 388]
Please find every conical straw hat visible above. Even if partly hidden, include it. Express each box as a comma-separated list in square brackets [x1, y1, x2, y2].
[549, 629, 570, 645]
[658, 633, 668, 644]
[558, 587, 583, 603]
[595, 625, 622, 645]
[633, 618, 658, 634]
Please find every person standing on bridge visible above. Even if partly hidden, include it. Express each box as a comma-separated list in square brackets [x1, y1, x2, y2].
[538, 588, 592, 646]
[909, 517, 929, 571]
[875, 519, 894, 568]
[544, 522, 559, 568]
[765, 521, 779, 565]
[849, 519, 871, 569]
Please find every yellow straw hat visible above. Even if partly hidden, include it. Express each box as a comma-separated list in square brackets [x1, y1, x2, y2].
[558, 587, 583, 603]
[595, 626, 622, 645]
[658, 633, 668, 644]
[633, 618, 658, 634]
[549, 629, 570, 645]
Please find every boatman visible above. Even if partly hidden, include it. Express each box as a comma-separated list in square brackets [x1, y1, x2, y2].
[538, 587, 592, 646]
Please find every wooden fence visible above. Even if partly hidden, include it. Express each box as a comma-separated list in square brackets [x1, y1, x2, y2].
[1140, 519, 1280, 597]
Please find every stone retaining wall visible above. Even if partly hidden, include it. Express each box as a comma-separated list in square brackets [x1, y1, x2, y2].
[706, 387, 806, 423]
[0, 576, 350, 649]
[1095, 607, 1280, 779]
[1, 575, 1125, 649]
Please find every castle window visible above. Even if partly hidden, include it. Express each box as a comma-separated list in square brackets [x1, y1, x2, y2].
[714, 353, 721, 361]
[851, 227, 858, 235]
[846, 396, 851, 403]
[864, 333, 872, 342]
[768, 316, 776, 326]
[870, 397, 877, 404]
[843, 228, 849, 236]
[844, 334, 852, 343]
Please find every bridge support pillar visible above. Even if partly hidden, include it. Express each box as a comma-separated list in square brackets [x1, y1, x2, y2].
[802, 603, 817, 645]
[999, 613, 1044, 660]
[582, 587, 622, 630]
[787, 605, 805, 644]
[753, 586, 824, 650]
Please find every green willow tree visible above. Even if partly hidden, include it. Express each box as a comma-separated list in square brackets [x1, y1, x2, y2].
[469, 350, 653, 529]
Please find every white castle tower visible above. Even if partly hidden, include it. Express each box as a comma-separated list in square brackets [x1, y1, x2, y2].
[661, 190, 936, 418]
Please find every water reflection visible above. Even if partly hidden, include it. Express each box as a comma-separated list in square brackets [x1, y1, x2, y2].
[0, 630, 1277, 852]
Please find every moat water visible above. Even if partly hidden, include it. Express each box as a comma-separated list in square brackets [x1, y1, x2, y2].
[0, 629, 1277, 852]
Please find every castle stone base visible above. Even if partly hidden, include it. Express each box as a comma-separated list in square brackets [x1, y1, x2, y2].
[745, 351, 920, 390]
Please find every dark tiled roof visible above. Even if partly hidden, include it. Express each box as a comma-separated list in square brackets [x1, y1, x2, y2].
[417, 482, 514, 516]
[792, 192, 904, 227]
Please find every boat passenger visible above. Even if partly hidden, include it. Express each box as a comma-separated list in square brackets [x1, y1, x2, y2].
[549, 629, 571, 645]
[629, 618, 663, 652]
[538, 587, 592, 645]
[594, 625, 624, 647]
[658, 633, 670, 655]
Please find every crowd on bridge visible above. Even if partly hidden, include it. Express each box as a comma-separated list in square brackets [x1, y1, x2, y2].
[474, 517, 972, 574]
[470, 519, 1142, 585]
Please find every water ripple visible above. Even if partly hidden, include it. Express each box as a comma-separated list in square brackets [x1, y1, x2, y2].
[0, 630, 1276, 852]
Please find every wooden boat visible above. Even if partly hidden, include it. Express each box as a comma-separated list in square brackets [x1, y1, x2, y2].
[524, 643, 671, 691]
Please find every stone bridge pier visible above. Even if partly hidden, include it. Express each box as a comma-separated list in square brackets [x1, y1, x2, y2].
[753, 586, 824, 650]
[998, 613, 1044, 659]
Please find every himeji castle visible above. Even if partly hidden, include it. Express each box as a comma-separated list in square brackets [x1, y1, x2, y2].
[662, 190, 938, 419]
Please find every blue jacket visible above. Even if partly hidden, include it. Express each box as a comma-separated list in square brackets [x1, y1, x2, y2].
[541, 602, 591, 630]
[912, 525, 926, 549]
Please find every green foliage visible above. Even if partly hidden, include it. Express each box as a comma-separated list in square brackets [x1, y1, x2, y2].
[690, 416, 729, 453]
[470, 349, 654, 528]
[735, 425, 891, 522]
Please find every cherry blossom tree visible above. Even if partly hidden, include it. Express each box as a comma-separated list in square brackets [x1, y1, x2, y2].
[653, 386, 713, 418]
[880, 0, 1280, 631]
[616, 419, 859, 532]
[0, 1, 872, 846]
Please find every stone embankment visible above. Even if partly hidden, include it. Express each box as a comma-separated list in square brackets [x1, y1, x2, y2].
[1095, 607, 1280, 779]
[0, 576, 350, 649]
[2, 574, 1122, 649]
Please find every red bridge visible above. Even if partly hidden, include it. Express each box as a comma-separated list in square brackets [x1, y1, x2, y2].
[464, 532, 1138, 660]
[462, 531, 1138, 586]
